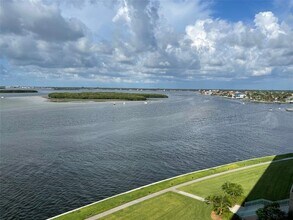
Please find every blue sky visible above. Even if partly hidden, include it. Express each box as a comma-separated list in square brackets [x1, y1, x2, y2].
[0, 0, 292, 89]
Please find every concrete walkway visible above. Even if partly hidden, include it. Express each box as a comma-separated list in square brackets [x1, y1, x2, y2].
[81, 157, 292, 220]
[172, 189, 205, 201]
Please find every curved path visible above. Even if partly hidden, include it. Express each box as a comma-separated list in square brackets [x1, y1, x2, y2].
[85, 157, 293, 220]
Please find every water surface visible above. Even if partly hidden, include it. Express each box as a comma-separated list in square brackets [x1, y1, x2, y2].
[0, 91, 292, 219]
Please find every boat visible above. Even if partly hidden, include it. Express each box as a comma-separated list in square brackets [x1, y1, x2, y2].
[285, 108, 293, 112]
[144, 101, 148, 104]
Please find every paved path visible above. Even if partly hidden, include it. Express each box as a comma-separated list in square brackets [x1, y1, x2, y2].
[172, 189, 205, 201]
[80, 157, 292, 220]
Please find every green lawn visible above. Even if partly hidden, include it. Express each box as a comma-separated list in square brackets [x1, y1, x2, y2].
[52, 154, 293, 220]
[102, 192, 212, 220]
[180, 159, 293, 203]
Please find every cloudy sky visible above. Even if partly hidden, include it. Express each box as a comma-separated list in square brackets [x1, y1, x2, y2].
[0, 0, 292, 89]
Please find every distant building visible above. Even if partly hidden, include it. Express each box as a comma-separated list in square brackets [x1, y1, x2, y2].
[286, 95, 293, 103]
[235, 92, 246, 99]
[237, 184, 293, 220]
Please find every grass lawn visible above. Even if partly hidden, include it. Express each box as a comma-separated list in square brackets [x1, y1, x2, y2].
[102, 192, 212, 220]
[180, 159, 293, 203]
[51, 154, 293, 220]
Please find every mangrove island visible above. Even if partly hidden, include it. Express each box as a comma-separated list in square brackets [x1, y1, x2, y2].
[48, 92, 168, 101]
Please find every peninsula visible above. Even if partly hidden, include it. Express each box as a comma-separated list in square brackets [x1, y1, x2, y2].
[48, 92, 168, 102]
[200, 90, 293, 104]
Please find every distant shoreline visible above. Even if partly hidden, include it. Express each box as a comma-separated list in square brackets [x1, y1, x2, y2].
[217, 96, 292, 104]
[48, 98, 142, 103]
[0, 89, 38, 93]
[199, 90, 293, 104]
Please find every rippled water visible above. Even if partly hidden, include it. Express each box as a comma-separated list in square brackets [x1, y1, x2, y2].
[0, 91, 292, 220]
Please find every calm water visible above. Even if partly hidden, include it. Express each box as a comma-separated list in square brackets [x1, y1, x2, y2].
[0, 91, 292, 220]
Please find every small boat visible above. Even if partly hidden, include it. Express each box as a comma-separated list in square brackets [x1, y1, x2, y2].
[0, 96, 4, 99]
[123, 102, 126, 105]
[285, 108, 293, 112]
[113, 102, 116, 105]
[144, 101, 148, 104]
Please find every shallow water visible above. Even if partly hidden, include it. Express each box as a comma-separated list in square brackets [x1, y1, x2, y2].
[0, 91, 292, 219]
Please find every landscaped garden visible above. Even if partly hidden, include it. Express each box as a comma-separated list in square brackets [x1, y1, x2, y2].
[51, 154, 293, 220]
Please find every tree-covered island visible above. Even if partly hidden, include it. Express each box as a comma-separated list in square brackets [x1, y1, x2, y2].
[48, 92, 168, 101]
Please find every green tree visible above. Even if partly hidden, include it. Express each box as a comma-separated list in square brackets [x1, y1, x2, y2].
[222, 182, 243, 199]
[205, 195, 231, 216]
[256, 202, 286, 220]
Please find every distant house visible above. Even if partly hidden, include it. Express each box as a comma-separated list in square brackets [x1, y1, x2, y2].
[286, 95, 293, 103]
[204, 90, 212, 95]
[235, 92, 246, 99]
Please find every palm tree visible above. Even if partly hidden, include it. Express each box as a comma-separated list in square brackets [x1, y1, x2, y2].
[221, 182, 243, 203]
[205, 195, 231, 216]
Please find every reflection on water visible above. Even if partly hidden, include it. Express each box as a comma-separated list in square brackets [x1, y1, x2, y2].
[0, 91, 292, 219]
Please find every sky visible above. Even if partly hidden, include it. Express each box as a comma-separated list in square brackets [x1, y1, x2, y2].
[0, 0, 292, 89]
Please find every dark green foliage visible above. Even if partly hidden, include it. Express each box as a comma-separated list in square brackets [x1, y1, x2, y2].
[205, 182, 244, 216]
[0, 89, 38, 93]
[246, 91, 292, 102]
[222, 182, 243, 203]
[48, 92, 168, 101]
[256, 202, 286, 220]
[205, 195, 231, 216]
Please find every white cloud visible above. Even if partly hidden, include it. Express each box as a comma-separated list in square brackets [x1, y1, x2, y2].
[252, 67, 273, 76]
[0, 0, 292, 86]
[184, 11, 293, 78]
[254, 11, 285, 39]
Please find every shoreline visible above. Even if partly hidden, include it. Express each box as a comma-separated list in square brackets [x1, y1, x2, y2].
[47, 98, 152, 103]
[49, 153, 293, 220]
[44, 97, 135, 103]
[211, 95, 292, 104]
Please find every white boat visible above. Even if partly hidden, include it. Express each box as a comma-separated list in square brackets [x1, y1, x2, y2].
[285, 108, 293, 112]
[144, 101, 148, 104]
[0, 96, 4, 99]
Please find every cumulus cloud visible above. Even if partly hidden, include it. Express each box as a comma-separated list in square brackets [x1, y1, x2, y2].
[0, 0, 292, 86]
[113, 0, 159, 51]
[0, 0, 85, 41]
[185, 11, 293, 78]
